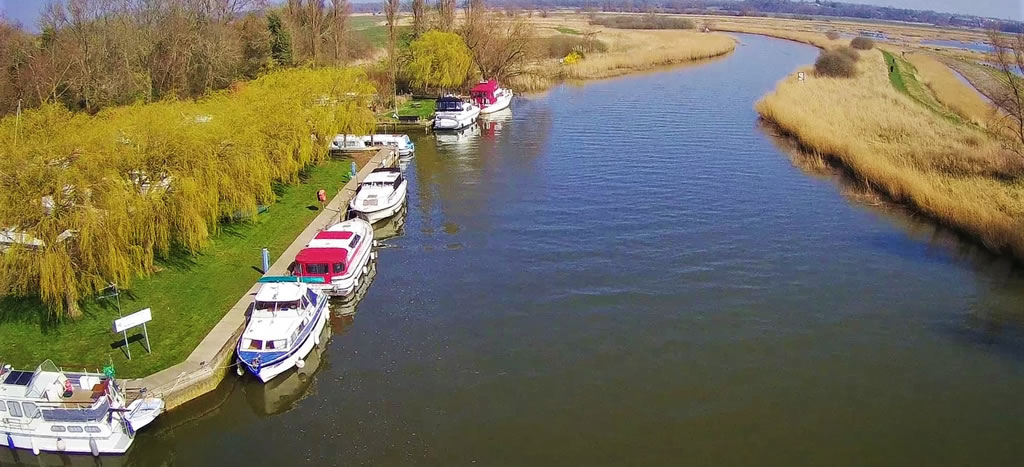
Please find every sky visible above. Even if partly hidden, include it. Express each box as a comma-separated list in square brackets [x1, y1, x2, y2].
[1, 0, 1022, 29]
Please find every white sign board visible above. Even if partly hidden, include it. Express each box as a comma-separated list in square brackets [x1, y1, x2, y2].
[797, 71, 806, 81]
[113, 308, 152, 333]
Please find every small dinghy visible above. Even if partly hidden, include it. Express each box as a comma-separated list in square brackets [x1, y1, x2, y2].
[237, 279, 329, 383]
[433, 96, 481, 130]
[471, 79, 513, 114]
[349, 168, 408, 224]
[292, 219, 375, 298]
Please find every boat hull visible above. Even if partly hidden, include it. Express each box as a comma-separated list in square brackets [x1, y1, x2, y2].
[479, 93, 512, 114]
[245, 303, 328, 383]
[433, 108, 481, 130]
[4, 425, 134, 455]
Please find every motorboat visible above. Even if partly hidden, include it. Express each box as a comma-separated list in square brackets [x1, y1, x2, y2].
[292, 219, 375, 298]
[470, 79, 513, 114]
[349, 168, 407, 224]
[433, 96, 480, 130]
[236, 279, 329, 383]
[0, 360, 164, 456]
[329, 134, 415, 156]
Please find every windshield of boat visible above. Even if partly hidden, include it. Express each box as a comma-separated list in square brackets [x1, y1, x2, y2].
[254, 300, 301, 311]
[436, 100, 464, 112]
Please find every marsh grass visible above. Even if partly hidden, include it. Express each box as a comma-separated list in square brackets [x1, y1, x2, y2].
[562, 31, 735, 80]
[757, 50, 1024, 259]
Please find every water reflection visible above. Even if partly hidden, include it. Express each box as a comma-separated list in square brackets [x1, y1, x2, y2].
[371, 205, 408, 241]
[243, 324, 332, 416]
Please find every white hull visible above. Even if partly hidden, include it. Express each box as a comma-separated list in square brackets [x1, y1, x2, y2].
[350, 183, 407, 224]
[479, 92, 512, 114]
[6, 430, 133, 456]
[253, 308, 327, 383]
[434, 108, 481, 130]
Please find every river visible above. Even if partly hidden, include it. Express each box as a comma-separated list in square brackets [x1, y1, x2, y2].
[20, 33, 1024, 466]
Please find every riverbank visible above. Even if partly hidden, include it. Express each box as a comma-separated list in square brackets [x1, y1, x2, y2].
[756, 49, 1024, 260]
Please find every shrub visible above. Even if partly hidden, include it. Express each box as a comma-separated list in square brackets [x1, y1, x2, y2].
[541, 34, 609, 59]
[834, 46, 860, 62]
[814, 49, 857, 77]
[589, 15, 695, 30]
[825, 31, 841, 40]
[850, 37, 875, 50]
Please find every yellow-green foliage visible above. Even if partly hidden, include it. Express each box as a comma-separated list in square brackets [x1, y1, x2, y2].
[407, 31, 474, 92]
[756, 50, 1024, 259]
[563, 51, 584, 64]
[0, 67, 376, 318]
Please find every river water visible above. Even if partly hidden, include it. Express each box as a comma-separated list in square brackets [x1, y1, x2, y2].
[18, 33, 1024, 466]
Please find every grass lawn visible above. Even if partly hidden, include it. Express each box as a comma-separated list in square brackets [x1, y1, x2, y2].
[358, 24, 413, 48]
[0, 160, 353, 377]
[378, 97, 435, 122]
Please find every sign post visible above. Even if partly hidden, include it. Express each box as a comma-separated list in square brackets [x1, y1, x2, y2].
[113, 308, 153, 360]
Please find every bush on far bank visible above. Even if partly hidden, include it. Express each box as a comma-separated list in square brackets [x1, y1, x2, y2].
[825, 31, 841, 40]
[814, 49, 858, 77]
[834, 46, 860, 62]
[542, 34, 609, 59]
[851, 37, 875, 50]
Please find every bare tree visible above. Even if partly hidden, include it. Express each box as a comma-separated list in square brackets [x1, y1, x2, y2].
[384, 0, 399, 109]
[412, 0, 426, 37]
[437, 0, 455, 32]
[330, 0, 349, 62]
[988, 29, 1024, 154]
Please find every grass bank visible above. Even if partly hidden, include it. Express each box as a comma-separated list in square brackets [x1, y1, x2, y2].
[561, 30, 735, 81]
[756, 49, 1024, 259]
[0, 161, 353, 377]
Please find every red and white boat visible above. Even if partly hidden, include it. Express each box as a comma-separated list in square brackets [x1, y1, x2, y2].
[470, 79, 513, 114]
[293, 219, 375, 297]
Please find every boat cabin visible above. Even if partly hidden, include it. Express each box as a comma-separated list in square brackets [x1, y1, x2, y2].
[470, 79, 501, 106]
[294, 230, 366, 284]
[358, 168, 404, 194]
[0, 361, 118, 423]
[240, 282, 320, 353]
[435, 96, 469, 112]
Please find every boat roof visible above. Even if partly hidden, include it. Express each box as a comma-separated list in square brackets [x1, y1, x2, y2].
[437, 95, 464, 103]
[472, 79, 498, 93]
[362, 169, 401, 184]
[295, 247, 348, 264]
[254, 282, 306, 302]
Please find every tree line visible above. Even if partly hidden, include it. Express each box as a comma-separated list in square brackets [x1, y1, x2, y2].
[0, 0, 375, 117]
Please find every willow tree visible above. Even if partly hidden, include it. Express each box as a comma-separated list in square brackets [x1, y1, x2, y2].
[407, 31, 473, 93]
[0, 66, 376, 319]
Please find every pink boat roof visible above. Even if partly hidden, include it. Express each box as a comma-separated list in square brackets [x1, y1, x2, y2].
[315, 230, 354, 240]
[471, 79, 498, 93]
[295, 247, 347, 264]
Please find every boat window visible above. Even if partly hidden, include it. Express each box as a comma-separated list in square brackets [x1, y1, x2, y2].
[22, 402, 39, 418]
[85, 426, 102, 433]
[244, 339, 263, 350]
[67, 426, 84, 433]
[348, 234, 361, 249]
[7, 401, 22, 417]
[305, 263, 329, 275]
[51, 426, 66, 432]
[0, 400, 6, 412]
[393, 175, 404, 189]
[333, 262, 346, 273]
[266, 339, 288, 350]
[305, 289, 318, 307]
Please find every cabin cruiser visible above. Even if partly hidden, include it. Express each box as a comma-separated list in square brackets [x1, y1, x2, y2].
[433, 96, 480, 130]
[349, 168, 407, 224]
[329, 134, 415, 156]
[470, 79, 513, 114]
[0, 360, 164, 456]
[293, 219, 375, 298]
[237, 279, 329, 383]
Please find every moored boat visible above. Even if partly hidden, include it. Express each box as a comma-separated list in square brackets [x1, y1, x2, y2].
[236, 279, 329, 383]
[292, 219, 375, 298]
[433, 96, 481, 130]
[0, 360, 164, 456]
[470, 79, 513, 114]
[329, 134, 415, 156]
[349, 168, 407, 224]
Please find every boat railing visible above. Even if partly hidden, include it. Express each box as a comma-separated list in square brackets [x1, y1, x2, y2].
[259, 275, 326, 284]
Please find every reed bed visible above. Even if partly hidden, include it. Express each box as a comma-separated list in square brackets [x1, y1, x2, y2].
[905, 52, 998, 127]
[756, 50, 1024, 259]
[562, 31, 736, 81]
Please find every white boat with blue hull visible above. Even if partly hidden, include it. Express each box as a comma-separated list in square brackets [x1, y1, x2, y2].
[237, 279, 329, 383]
[0, 360, 164, 457]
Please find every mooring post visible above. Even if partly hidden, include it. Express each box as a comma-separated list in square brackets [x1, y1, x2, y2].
[261, 248, 270, 273]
